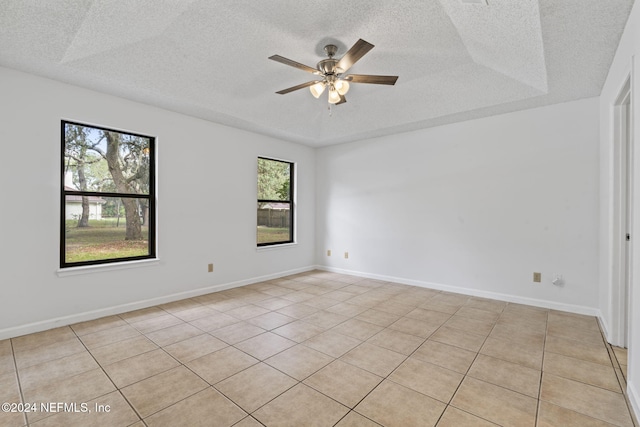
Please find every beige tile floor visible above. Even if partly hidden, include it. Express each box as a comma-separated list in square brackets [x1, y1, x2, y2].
[0, 271, 637, 427]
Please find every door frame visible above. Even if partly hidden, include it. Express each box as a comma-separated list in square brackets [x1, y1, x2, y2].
[612, 73, 632, 348]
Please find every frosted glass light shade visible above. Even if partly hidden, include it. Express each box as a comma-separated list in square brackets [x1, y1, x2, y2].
[328, 88, 341, 104]
[335, 80, 350, 95]
[309, 82, 325, 98]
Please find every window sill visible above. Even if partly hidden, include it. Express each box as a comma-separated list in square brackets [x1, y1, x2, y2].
[256, 242, 298, 252]
[57, 258, 160, 277]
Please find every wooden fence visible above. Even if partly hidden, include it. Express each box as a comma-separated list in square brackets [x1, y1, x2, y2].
[257, 208, 290, 227]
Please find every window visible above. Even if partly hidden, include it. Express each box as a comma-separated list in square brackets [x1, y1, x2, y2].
[257, 157, 294, 246]
[61, 121, 156, 267]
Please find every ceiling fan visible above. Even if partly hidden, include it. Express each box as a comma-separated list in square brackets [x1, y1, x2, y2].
[269, 39, 398, 105]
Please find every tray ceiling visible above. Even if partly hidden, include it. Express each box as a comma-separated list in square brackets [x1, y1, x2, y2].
[0, 0, 634, 146]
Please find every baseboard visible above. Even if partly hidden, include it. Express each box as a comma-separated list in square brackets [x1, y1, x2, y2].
[1, 263, 603, 339]
[0, 266, 316, 340]
[596, 311, 611, 342]
[315, 265, 600, 316]
[628, 381, 640, 426]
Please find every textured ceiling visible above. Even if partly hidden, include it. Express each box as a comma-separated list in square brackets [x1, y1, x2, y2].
[0, 0, 634, 147]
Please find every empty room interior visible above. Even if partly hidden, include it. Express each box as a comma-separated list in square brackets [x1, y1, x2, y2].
[1, 1, 640, 426]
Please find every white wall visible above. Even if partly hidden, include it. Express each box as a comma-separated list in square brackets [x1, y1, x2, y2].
[316, 98, 600, 312]
[0, 66, 316, 338]
[600, 0, 640, 418]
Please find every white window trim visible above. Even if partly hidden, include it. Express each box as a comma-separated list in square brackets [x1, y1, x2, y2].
[57, 258, 160, 277]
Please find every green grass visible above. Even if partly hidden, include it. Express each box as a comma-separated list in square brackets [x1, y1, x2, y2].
[65, 221, 149, 263]
[257, 226, 291, 244]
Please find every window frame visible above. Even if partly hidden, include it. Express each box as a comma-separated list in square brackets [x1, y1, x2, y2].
[257, 156, 295, 247]
[60, 120, 156, 268]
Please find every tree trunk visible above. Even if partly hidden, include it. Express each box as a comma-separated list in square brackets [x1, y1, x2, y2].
[142, 202, 149, 227]
[116, 199, 121, 228]
[79, 196, 90, 227]
[105, 132, 143, 240]
[122, 197, 142, 240]
[77, 151, 90, 227]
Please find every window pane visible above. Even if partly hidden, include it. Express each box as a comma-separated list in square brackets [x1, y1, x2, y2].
[64, 123, 151, 195]
[257, 202, 291, 244]
[64, 196, 150, 264]
[257, 158, 291, 201]
[62, 120, 155, 268]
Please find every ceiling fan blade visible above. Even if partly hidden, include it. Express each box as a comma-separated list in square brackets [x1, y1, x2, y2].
[269, 55, 321, 75]
[344, 74, 398, 85]
[336, 94, 347, 105]
[276, 80, 321, 94]
[336, 39, 374, 73]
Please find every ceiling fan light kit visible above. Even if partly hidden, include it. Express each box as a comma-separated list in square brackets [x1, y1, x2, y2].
[269, 39, 398, 106]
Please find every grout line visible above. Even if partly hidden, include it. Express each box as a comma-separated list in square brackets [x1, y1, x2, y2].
[536, 306, 549, 425]
[9, 338, 29, 427]
[604, 341, 638, 427]
[234, 415, 266, 426]
[224, 278, 419, 422]
[70, 326, 147, 424]
[434, 301, 509, 426]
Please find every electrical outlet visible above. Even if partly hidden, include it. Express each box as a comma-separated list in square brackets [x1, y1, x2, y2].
[344, 252, 349, 259]
[327, 250, 331, 256]
[533, 272, 541, 282]
[208, 263, 214, 273]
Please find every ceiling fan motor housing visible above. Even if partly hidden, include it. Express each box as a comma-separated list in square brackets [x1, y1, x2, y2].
[317, 59, 341, 75]
[317, 45, 344, 75]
